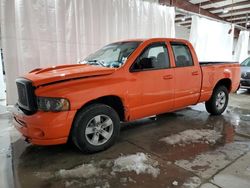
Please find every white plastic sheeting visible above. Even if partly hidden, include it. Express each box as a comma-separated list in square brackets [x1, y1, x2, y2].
[0, 56, 5, 100]
[0, 0, 175, 105]
[234, 31, 250, 63]
[189, 16, 234, 62]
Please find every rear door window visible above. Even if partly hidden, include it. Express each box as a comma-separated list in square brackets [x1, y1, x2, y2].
[171, 43, 194, 67]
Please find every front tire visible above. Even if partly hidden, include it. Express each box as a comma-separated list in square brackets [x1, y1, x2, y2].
[205, 85, 229, 115]
[71, 104, 120, 153]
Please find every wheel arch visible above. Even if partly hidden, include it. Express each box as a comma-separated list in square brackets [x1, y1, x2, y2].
[214, 78, 232, 92]
[77, 95, 125, 122]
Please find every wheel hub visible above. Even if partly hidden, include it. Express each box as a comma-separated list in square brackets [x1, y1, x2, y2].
[216, 91, 226, 110]
[85, 114, 114, 146]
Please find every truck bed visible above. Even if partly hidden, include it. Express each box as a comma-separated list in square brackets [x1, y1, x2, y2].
[198, 62, 240, 103]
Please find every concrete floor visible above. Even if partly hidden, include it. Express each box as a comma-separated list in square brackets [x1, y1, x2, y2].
[2, 90, 250, 188]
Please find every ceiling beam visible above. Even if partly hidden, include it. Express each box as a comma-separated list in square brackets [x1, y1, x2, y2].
[217, 7, 250, 16]
[222, 13, 250, 20]
[175, 18, 192, 23]
[160, 0, 242, 37]
[199, 0, 226, 6]
[207, 1, 250, 12]
[235, 20, 249, 24]
[180, 22, 192, 26]
[159, 0, 225, 21]
[176, 14, 185, 19]
[239, 23, 250, 29]
[227, 15, 250, 21]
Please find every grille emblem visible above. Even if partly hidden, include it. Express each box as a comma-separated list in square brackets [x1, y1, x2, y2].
[244, 72, 248, 78]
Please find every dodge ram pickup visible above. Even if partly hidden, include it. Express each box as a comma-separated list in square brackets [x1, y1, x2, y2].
[13, 38, 240, 153]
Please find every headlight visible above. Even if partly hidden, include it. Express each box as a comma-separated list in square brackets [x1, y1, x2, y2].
[37, 97, 70, 112]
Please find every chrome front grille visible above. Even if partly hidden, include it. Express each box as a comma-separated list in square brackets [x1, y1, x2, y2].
[16, 78, 37, 112]
[241, 72, 250, 79]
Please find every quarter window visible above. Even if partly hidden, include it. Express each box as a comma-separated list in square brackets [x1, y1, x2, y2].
[171, 43, 194, 67]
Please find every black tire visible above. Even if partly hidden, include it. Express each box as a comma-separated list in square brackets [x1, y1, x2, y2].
[71, 104, 120, 153]
[205, 85, 229, 115]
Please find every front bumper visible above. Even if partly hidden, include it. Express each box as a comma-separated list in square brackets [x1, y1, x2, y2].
[13, 105, 76, 145]
[240, 78, 250, 89]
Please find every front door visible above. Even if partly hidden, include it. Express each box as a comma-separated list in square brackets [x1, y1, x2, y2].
[129, 42, 174, 119]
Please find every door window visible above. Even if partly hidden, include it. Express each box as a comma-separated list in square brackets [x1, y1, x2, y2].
[171, 43, 194, 67]
[131, 43, 170, 71]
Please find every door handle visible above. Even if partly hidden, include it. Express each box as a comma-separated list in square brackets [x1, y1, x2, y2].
[192, 71, 199, 76]
[163, 75, 173, 80]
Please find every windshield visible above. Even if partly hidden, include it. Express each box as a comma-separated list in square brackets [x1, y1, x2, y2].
[241, 57, 250, 67]
[81, 41, 142, 68]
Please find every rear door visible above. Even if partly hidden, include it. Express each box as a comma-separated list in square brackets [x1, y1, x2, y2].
[170, 42, 202, 109]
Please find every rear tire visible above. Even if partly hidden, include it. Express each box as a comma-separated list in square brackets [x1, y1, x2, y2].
[205, 85, 229, 115]
[71, 104, 120, 153]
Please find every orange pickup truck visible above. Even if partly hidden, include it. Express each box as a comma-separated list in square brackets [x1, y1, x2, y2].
[13, 38, 240, 153]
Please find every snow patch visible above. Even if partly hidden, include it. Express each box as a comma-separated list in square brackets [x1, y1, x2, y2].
[172, 180, 178, 186]
[182, 176, 201, 188]
[160, 129, 222, 145]
[57, 163, 103, 178]
[119, 177, 136, 185]
[112, 153, 160, 178]
[36, 152, 159, 187]
[56, 153, 159, 180]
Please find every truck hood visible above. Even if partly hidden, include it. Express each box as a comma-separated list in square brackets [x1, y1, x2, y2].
[24, 64, 116, 87]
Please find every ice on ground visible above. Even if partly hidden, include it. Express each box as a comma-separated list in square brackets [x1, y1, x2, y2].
[56, 153, 160, 180]
[175, 143, 249, 179]
[57, 163, 103, 178]
[172, 180, 178, 186]
[182, 176, 201, 188]
[119, 177, 136, 185]
[103, 182, 110, 188]
[112, 153, 160, 178]
[37, 152, 159, 187]
[160, 129, 222, 145]
[65, 180, 80, 187]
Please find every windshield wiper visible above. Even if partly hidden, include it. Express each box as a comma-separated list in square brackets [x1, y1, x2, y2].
[87, 60, 105, 67]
